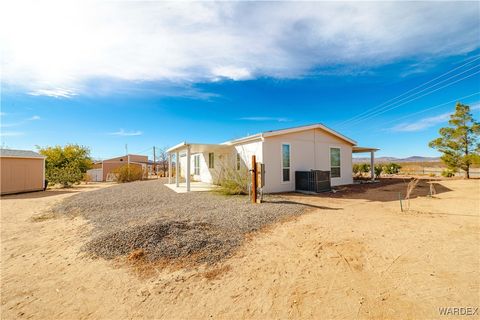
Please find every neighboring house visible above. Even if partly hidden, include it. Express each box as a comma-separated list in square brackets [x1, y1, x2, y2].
[0, 149, 46, 195]
[86, 154, 149, 182]
[167, 123, 377, 193]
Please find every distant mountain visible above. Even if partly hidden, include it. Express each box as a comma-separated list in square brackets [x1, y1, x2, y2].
[353, 156, 440, 163]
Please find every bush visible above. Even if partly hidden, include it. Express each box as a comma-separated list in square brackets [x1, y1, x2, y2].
[46, 164, 84, 186]
[441, 169, 455, 177]
[374, 164, 383, 178]
[359, 163, 370, 174]
[38, 144, 93, 187]
[352, 163, 361, 176]
[216, 165, 249, 195]
[383, 162, 402, 174]
[113, 164, 145, 183]
[83, 172, 92, 184]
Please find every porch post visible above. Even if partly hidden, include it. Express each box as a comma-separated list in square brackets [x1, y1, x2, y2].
[168, 153, 172, 184]
[175, 151, 180, 187]
[186, 145, 191, 192]
[370, 151, 375, 181]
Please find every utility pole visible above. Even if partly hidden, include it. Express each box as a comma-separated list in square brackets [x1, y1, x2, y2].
[153, 146, 156, 175]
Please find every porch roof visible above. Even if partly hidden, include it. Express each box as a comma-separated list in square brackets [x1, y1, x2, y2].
[166, 142, 231, 154]
[352, 146, 379, 153]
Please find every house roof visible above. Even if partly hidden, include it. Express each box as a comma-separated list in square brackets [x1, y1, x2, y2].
[224, 123, 357, 145]
[0, 149, 45, 159]
[167, 123, 359, 153]
[167, 142, 231, 153]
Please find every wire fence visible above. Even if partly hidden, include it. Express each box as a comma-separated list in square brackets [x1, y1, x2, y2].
[399, 167, 480, 178]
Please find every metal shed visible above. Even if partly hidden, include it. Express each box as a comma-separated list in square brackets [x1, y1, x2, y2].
[0, 149, 46, 195]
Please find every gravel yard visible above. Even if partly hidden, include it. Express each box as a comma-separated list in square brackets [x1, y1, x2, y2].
[52, 179, 307, 264]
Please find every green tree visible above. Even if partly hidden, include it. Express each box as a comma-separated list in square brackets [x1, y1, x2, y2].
[429, 103, 480, 178]
[38, 144, 93, 186]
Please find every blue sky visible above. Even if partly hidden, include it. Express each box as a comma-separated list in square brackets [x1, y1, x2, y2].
[1, 1, 479, 159]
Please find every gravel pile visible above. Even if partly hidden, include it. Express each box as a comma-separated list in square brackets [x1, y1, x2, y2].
[52, 179, 306, 264]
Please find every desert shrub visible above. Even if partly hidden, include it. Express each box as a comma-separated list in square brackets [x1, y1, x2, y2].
[113, 164, 145, 183]
[383, 162, 402, 174]
[216, 165, 249, 195]
[374, 164, 383, 178]
[38, 144, 93, 187]
[441, 169, 455, 177]
[359, 163, 370, 174]
[46, 164, 84, 187]
[352, 163, 361, 176]
[83, 172, 92, 184]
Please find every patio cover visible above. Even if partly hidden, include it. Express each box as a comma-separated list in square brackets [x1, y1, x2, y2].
[166, 142, 231, 192]
[352, 146, 379, 181]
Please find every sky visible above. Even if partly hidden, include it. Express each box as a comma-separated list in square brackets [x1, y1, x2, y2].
[1, 1, 479, 160]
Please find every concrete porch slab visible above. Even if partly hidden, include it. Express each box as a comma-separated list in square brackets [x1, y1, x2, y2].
[165, 182, 219, 193]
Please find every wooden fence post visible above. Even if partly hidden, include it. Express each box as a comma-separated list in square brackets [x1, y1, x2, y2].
[251, 155, 257, 204]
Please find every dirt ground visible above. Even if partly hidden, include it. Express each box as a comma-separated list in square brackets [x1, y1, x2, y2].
[1, 179, 479, 319]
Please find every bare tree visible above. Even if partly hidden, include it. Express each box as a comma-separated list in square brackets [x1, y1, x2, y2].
[156, 147, 169, 177]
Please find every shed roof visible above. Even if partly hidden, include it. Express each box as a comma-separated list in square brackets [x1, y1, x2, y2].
[0, 149, 45, 159]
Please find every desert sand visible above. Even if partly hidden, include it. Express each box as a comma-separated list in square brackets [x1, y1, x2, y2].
[1, 179, 479, 319]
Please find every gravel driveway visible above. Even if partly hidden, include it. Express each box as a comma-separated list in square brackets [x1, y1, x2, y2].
[52, 179, 307, 264]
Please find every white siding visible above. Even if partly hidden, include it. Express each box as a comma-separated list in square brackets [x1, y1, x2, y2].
[234, 140, 263, 169]
[262, 128, 353, 193]
[176, 129, 353, 192]
[180, 149, 234, 184]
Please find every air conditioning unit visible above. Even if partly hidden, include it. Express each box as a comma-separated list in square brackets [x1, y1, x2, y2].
[295, 170, 331, 193]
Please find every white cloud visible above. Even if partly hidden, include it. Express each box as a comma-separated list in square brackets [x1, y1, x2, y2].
[1, 2, 478, 95]
[108, 129, 143, 136]
[0, 131, 24, 137]
[28, 88, 77, 98]
[1, 115, 41, 128]
[240, 117, 291, 122]
[212, 66, 252, 81]
[393, 112, 451, 132]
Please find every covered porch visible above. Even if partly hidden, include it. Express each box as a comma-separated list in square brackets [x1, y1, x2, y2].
[165, 181, 219, 193]
[166, 142, 231, 192]
[352, 146, 380, 181]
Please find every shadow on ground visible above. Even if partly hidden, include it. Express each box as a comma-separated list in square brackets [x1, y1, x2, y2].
[286, 178, 452, 203]
[262, 199, 342, 210]
[1, 185, 102, 200]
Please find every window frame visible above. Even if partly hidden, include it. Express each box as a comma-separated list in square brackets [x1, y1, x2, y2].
[208, 152, 214, 169]
[281, 143, 291, 183]
[236, 153, 241, 171]
[194, 154, 200, 175]
[330, 147, 341, 178]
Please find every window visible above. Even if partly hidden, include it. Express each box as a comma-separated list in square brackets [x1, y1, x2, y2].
[194, 154, 200, 175]
[236, 153, 241, 170]
[330, 148, 341, 178]
[208, 153, 214, 169]
[282, 144, 290, 182]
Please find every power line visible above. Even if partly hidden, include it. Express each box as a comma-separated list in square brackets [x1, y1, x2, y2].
[130, 146, 152, 155]
[339, 63, 480, 127]
[381, 92, 480, 126]
[337, 55, 480, 127]
[342, 68, 480, 127]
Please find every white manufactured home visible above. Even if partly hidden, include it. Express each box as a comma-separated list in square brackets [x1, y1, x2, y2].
[166, 124, 377, 193]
